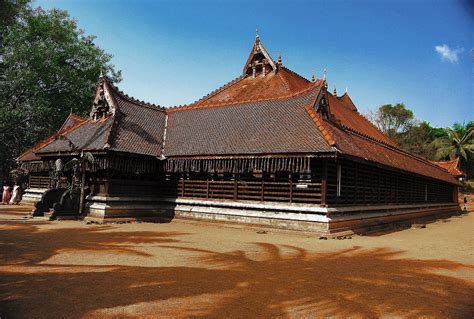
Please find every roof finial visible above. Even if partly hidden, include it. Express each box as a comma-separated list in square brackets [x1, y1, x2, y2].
[99, 68, 104, 78]
[311, 70, 315, 82]
[323, 68, 328, 88]
[277, 52, 282, 65]
[345, 87, 348, 94]
[333, 85, 337, 96]
[255, 29, 260, 44]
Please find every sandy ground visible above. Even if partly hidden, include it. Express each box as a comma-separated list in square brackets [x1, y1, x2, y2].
[0, 204, 473, 318]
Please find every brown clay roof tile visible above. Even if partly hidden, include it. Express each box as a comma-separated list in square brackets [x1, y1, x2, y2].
[433, 158, 465, 178]
[165, 84, 334, 156]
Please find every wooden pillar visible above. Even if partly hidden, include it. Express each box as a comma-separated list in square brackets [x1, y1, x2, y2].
[321, 159, 328, 206]
[233, 175, 238, 200]
[452, 184, 459, 204]
[289, 173, 293, 203]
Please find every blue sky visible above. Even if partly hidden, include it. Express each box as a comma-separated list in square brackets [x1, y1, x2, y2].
[35, 0, 472, 127]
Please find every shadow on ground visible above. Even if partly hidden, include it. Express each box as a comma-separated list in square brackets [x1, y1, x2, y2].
[0, 223, 473, 318]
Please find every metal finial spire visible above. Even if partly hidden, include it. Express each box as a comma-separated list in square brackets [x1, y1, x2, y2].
[99, 68, 104, 78]
[311, 70, 315, 82]
[333, 85, 337, 96]
[278, 52, 282, 65]
[323, 69, 328, 89]
[345, 87, 348, 94]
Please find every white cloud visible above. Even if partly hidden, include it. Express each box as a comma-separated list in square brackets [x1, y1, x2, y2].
[435, 44, 464, 63]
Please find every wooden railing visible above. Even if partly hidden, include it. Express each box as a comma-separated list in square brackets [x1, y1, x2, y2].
[29, 175, 51, 189]
[156, 177, 322, 204]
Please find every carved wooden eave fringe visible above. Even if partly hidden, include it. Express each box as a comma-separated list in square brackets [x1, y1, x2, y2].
[165, 156, 314, 174]
[106, 156, 164, 174]
[20, 161, 51, 173]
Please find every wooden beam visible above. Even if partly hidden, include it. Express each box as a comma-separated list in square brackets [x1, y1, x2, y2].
[321, 159, 328, 206]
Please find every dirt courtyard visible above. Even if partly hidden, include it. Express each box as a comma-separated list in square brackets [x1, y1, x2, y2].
[0, 204, 473, 318]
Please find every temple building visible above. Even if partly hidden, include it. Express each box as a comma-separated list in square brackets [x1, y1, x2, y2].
[17, 35, 460, 233]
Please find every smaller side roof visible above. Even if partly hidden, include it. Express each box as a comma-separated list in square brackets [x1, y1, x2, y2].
[433, 158, 466, 178]
[17, 113, 87, 162]
[36, 77, 166, 158]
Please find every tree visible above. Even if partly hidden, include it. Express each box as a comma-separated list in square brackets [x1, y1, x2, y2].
[0, 4, 121, 181]
[0, 0, 30, 40]
[396, 121, 438, 159]
[369, 103, 415, 138]
[432, 122, 474, 161]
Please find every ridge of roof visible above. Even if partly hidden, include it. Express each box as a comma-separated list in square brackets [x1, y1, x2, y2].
[305, 104, 336, 146]
[432, 157, 465, 177]
[172, 74, 247, 108]
[280, 66, 311, 84]
[16, 113, 88, 161]
[327, 93, 399, 148]
[102, 77, 166, 112]
[435, 157, 460, 165]
[166, 80, 323, 113]
[336, 92, 357, 111]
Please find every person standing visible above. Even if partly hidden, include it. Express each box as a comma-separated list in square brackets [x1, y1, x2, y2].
[2, 183, 11, 204]
[9, 183, 21, 205]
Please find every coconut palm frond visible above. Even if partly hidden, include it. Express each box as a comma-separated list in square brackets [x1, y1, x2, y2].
[460, 129, 474, 144]
[459, 147, 468, 161]
[434, 145, 454, 161]
[464, 144, 474, 151]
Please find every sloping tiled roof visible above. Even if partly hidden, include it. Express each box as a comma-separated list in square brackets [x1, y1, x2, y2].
[433, 158, 466, 178]
[181, 67, 313, 108]
[110, 92, 166, 157]
[17, 113, 88, 161]
[321, 115, 457, 184]
[328, 93, 398, 147]
[165, 83, 334, 156]
[38, 117, 113, 154]
[336, 93, 357, 111]
[37, 78, 166, 157]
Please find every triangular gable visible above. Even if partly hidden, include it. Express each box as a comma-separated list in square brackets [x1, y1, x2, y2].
[337, 93, 358, 112]
[243, 34, 277, 76]
[90, 76, 119, 120]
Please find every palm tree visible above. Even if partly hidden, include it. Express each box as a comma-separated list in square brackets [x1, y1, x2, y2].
[432, 122, 474, 168]
[64, 151, 95, 215]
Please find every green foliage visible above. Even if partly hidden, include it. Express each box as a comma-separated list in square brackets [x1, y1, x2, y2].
[0, 0, 30, 34]
[368, 103, 473, 179]
[373, 103, 415, 138]
[432, 122, 474, 161]
[0, 4, 121, 180]
[395, 122, 437, 159]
